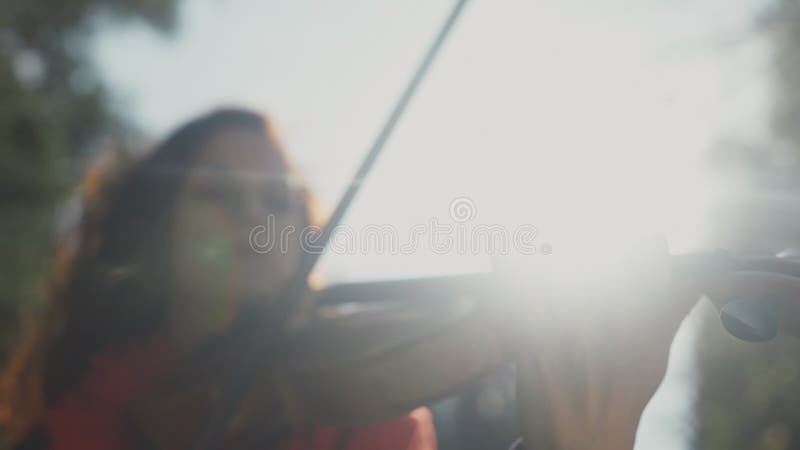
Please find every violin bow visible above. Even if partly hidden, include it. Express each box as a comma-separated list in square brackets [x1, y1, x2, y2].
[190, 1, 472, 449]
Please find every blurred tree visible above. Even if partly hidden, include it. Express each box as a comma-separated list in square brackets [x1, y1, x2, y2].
[706, 0, 800, 189]
[694, 314, 800, 450]
[694, 1, 800, 449]
[769, 0, 800, 155]
[0, 1, 177, 365]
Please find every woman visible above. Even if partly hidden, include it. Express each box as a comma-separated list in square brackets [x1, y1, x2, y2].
[0, 109, 442, 450]
[3, 107, 782, 450]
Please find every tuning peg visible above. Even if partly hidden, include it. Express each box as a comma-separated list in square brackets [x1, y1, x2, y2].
[717, 247, 800, 342]
[720, 298, 779, 342]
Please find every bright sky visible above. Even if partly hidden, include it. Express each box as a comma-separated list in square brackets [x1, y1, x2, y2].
[90, 1, 772, 448]
[91, 0, 772, 280]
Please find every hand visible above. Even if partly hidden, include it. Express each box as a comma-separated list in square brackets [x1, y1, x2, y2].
[493, 239, 700, 450]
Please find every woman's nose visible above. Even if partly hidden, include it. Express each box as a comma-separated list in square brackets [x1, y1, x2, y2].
[241, 193, 269, 224]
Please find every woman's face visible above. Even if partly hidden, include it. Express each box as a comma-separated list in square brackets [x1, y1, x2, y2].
[168, 126, 307, 347]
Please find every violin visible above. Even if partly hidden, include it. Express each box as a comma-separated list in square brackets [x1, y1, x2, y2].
[128, 248, 800, 450]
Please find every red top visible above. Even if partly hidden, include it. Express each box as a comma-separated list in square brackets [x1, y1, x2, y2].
[36, 336, 437, 450]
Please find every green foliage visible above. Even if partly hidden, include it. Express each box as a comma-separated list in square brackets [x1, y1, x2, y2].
[0, 0, 177, 364]
[769, 0, 800, 151]
[694, 4, 800, 448]
[694, 314, 800, 450]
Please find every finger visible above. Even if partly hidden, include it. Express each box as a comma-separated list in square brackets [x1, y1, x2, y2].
[611, 237, 700, 333]
[640, 281, 701, 340]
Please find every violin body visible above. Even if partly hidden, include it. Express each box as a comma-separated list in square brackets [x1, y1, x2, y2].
[131, 274, 505, 450]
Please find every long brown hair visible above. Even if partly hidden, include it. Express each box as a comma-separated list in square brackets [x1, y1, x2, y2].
[0, 108, 314, 438]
